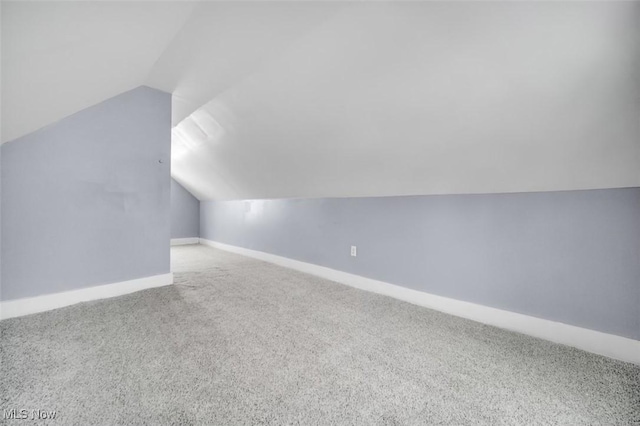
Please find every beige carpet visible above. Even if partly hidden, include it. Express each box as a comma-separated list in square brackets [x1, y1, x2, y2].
[1, 244, 639, 425]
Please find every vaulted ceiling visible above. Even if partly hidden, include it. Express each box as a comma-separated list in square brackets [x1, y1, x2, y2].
[1, 1, 195, 143]
[3, 1, 639, 200]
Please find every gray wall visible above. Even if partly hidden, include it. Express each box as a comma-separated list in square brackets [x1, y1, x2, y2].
[0, 147, 2, 291]
[171, 178, 199, 239]
[1, 86, 171, 301]
[201, 188, 640, 340]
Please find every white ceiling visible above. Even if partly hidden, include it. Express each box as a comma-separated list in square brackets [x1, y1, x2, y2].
[3, 1, 639, 200]
[1, 1, 195, 143]
[146, 2, 347, 126]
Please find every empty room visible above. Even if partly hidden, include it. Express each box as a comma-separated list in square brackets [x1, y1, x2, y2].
[1, 1, 639, 424]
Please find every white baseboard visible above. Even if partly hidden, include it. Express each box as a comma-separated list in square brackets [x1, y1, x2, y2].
[171, 237, 200, 246]
[200, 238, 640, 365]
[0, 273, 174, 320]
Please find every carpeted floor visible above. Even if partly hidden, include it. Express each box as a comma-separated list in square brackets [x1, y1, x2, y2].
[1, 245, 639, 425]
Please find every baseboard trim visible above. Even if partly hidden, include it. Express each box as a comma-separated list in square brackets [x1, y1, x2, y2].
[0, 273, 174, 320]
[199, 238, 640, 365]
[171, 237, 200, 246]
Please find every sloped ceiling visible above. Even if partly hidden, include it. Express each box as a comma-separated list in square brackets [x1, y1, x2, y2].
[3, 1, 639, 200]
[146, 2, 347, 126]
[1, 1, 195, 143]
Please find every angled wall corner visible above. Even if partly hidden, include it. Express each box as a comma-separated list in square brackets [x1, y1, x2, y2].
[171, 178, 200, 240]
[1, 86, 172, 301]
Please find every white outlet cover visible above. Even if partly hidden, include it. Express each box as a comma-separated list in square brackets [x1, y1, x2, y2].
[350, 246, 357, 257]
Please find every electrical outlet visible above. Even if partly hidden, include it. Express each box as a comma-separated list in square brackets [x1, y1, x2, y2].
[350, 246, 357, 257]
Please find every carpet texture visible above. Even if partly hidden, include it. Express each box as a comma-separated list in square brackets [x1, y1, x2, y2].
[1, 245, 639, 425]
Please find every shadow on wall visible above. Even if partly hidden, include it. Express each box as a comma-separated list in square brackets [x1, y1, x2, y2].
[171, 178, 200, 240]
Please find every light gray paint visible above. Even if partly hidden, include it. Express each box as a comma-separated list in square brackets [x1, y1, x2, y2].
[1, 86, 171, 301]
[0, 147, 2, 291]
[201, 188, 640, 340]
[171, 178, 199, 239]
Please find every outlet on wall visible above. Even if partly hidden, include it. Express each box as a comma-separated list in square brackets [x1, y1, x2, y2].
[350, 246, 357, 257]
